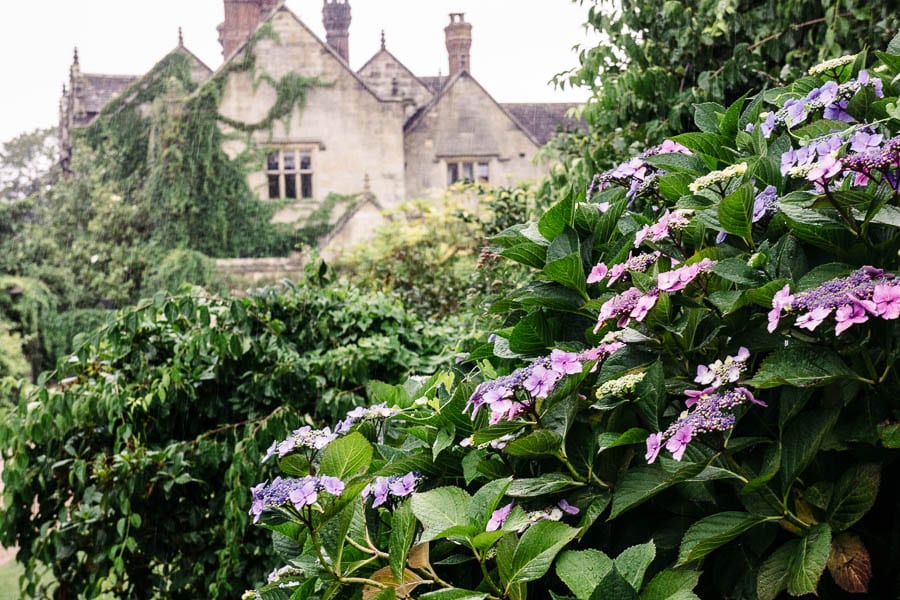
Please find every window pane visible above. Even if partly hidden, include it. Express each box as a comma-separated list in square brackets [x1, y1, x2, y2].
[299, 152, 312, 170]
[477, 162, 489, 182]
[283, 150, 296, 171]
[268, 174, 281, 199]
[301, 174, 313, 199]
[285, 174, 297, 199]
[267, 152, 279, 171]
[462, 162, 474, 181]
[447, 163, 459, 185]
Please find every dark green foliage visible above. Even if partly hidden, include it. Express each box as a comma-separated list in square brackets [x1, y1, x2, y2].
[142, 248, 225, 297]
[0, 271, 457, 598]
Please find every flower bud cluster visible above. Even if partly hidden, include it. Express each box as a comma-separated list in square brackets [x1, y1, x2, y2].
[634, 209, 693, 247]
[807, 54, 857, 75]
[596, 372, 645, 398]
[688, 163, 748, 193]
[249, 475, 346, 523]
[589, 140, 693, 201]
[587, 251, 661, 286]
[467, 344, 624, 425]
[767, 267, 900, 335]
[334, 402, 398, 434]
[363, 472, 421, 507]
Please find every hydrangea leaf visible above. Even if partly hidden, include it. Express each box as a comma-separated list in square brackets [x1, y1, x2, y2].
[639, 569, 702, 600]
[588, 565, 640, 600]
[410, 487, 472, 542]
[677, 512, 774, 565]
[787, 523, 832, 596]
[717, 184, 754, 240]
[508, 520, 579, 585]
[780, 407, 841, 489]
[318, 431, 373, 480]
[747, 345, 855, 388]
[826, 463, 880, 531]
[556, 549, 614, 599]
[615, 541, 656, 590]
[389, 501, 417, 582]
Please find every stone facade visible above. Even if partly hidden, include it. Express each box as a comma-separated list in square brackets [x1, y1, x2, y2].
[58, 0, 580, 254]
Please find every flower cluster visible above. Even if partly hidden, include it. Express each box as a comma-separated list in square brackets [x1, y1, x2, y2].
[363, 473, 421, 507]
[334, 403, 398, 434]
[688, 163, 748, 193]
[587, 251, 661, 286]
[588, 140, 693, 201]
[249, 475, 346, 523]
[467, 345, 624, 425]
[646, 386, 765, 463]
[262, 426, 338, 463]
[768, 266, 900, 334]
[807, 54, 857, 75]
[594, 259, 716, 331]
[634, 209, 693, 247]
[486, 499, 580, 532]
[782, 129, 898, 190]
[694, 347, 750, 389]
[756, 70, 884, 137]
[842, 134, 900, 190]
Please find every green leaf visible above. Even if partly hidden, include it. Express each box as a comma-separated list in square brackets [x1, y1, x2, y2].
[615, 541, 656, 590]
[756, 540, 795, 600]
[589, 566, 640, 600]
[609, 462, 706, 519]
[596, 428, 649, 453]
[644, 153, 707, 176]
[718, 184, 754, 240]
[506, 473, 582, 497]
[635, 361, 666, 431]
[501, 241, 548, 270]
[556, 549, 614, 599]
[508, 312, 554, 354]
[544, 227, 588, 297]
[389, 501, 417, 581]
[787, 524, 832, 596]
[677, 512, 772, 565]
[826, 464, 880, 532]
[640, 569, 701, 600]
[712, 257, 767, 287]
[778, 203, 854, 254]
[747, 345, 855, 388]
[470, 476, 512, 530]
[540, 193, 576, 240]
[433, 425, 456, 461]
[410, 487, 472, 541]
[694, 102, 724, 133]
[318, 432, 373, 480]
[878, 422, 900, 448]
[505, 430, 563, 457]
[278, 454, 310, 477]
[780, 408, 840, 488]
[671, 132, 733, 165]
[418, 590, 488, 600]
[508, 520, 579, 585]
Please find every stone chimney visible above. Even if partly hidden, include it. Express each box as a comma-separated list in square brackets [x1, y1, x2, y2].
[323, 0, 352, 63]
[218, 0, 280, 58]
[444, 13, 472, 77]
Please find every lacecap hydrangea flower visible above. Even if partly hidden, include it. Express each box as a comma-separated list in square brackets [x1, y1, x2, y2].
[249, 475, 346, 523]
[363, 472, 422, 507]
[767, 267, 900, 334]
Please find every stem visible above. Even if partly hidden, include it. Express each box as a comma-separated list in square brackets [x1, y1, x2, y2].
[477, 551, 502, 596]
[345, 535, 388, 558]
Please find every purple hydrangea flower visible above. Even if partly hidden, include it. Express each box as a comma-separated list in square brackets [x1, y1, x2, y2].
[752, 186, 779, 222]
[657, 258, 716, 293]
[334, 403, 398, 434]
[486, 502, 514, 531]
[363, 473, 422, 507]
[249, 475, 346, 523]
[549, 350, 583, 376]
[634, 210, 692, 248]
[523, 364, 562, 400]
[694, 346, 750, 389]
[665, 426, 693, 461]
[595, 287, 660, 331]
[873, 284, 900, 319]
[557, 499, 580, 515]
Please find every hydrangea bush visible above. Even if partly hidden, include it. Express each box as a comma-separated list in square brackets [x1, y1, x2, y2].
[246, 43, 900, 599]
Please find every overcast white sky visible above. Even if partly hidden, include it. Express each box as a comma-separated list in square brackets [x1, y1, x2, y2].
[0, 0, 597, 144]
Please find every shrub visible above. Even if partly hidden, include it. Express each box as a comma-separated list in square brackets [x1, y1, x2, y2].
[0, 269, 458, 598]
[245, 43, 900, 599]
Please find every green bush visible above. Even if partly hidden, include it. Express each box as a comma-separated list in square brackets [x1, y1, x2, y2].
[141, 248, 225, 297]
[0, 268, 458, 598]
[245, 45, 900, 599]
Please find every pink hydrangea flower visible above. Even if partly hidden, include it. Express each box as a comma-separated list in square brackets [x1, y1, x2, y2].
[795, 307, 833, 331]
[645, 432, 663, 464]
[873, 284, 900, 319]
[549, 350, 583, 375]
[767, 284, 793, 333]
[587, 263, 608, 284]
[834, 300, 876, 335]
[665, 426, 693, 461]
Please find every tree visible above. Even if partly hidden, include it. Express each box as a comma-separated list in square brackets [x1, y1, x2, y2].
[0, 127, 59, 202]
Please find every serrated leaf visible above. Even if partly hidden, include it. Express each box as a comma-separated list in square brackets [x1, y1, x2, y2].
[504, 430, 563, 457]
[609, 461, 706, 519]
[787, 524, 832, 596]
[677, 512, 771, 565]
[470, 476, 512, 530]
[506, 473, 581, 497]
[756, 540, 795, 600]
[508, 521, 579, 585]
[556, 549, 613, 599]
[589, 566, 640, 600]
[780, 408, 840, 488]
[418, 589, 488, 600]
[410, 487, 472, 541]
[639, 569, 701, 600]
[433, 425, 455, 461]
[718, 184, 754, 240]
[747, 345, 855, 388]
[389, 501, 417, 582]
[878, 422, 900, 448]
[827, 532, 872, 594]
[615, 541, 656, 590]
[319, 432, 373, 480]
[826, 464, 880, 532]
[596, 428, 649, 453]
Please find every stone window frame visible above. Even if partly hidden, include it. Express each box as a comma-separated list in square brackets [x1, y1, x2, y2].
[446, 158, 490, 186]
[266, 148, 315, 200]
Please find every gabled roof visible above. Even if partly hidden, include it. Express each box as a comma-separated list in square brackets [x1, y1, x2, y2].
[357, 47, 434, 98]
[403, 70, 543, 148]
[218, 2, 389, 105]
[418, 76, 448, 95]
[501, 103, 584, 146]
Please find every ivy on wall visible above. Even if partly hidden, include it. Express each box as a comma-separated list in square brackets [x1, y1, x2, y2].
[79, 21, 335, 259]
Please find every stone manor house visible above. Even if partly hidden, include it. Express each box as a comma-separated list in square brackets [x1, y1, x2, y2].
[58, 0, 578, 251]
